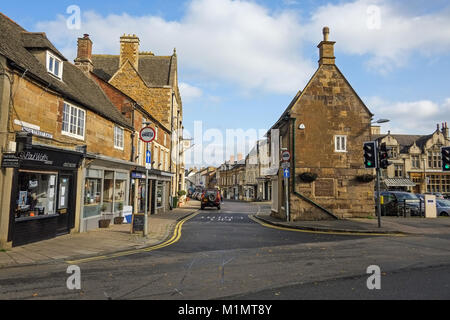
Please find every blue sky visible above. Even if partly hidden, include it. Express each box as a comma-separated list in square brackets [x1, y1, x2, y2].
[2, 0, 450, 166]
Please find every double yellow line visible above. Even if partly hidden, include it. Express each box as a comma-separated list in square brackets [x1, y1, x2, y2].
[66, 211, 200, 265]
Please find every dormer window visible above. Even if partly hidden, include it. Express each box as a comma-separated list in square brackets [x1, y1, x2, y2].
[47, 51, 63, 79]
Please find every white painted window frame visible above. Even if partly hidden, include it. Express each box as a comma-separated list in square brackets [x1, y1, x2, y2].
[62, 102, 85, 140]
[46, 51, 63, 79]
[334, 135, 347, 153]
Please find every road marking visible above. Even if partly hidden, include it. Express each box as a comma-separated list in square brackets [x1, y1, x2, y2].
[248, 215, 406, 237]
[66, 211, 200, 265]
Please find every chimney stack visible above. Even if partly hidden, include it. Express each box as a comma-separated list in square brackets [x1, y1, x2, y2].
[230, 155, 235, 163]
[237, 153, 243, 161]
[120, 34, 140, 70]
[443, 122, 449, 140]
[317, 27, 336, 66]
[74, 34, 93, 73]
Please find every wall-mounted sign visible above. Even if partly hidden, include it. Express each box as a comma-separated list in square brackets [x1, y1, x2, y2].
[139, 127, 156, 143]
[1, 153, 20, 168]
[22, 126, 53, 139]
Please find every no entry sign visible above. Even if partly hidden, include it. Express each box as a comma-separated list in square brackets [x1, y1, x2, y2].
[139, 127, 156, 143]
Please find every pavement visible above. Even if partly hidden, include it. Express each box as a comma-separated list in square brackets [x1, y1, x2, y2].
[252, 202, 450, 235]
[0, 200, 200, 269]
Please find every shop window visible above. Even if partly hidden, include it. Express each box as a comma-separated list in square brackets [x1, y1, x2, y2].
[156, 182, 164, 208]
[103, 171, 114, 212]
[83, 178, 102, 218]
[15, 171, 57, 219]
[114, 176, 126, 212]
[62, 102, 85, 140]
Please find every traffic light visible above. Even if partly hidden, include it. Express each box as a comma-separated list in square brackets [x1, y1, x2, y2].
[442, 146, 450, 171]
[379, 142, 391, 169]
[363, 141, 377, 169]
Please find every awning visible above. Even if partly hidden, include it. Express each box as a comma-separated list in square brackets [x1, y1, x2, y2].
[382, 178, 416, 187]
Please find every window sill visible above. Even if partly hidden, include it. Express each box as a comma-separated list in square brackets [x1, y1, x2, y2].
[62, 131, 85, 141]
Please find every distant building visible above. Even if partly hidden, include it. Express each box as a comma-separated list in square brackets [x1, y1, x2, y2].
[374, 123, 450, 195]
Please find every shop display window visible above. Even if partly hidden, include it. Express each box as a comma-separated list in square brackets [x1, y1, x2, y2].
[16, 171, 57, 219]
[156, 181, 164, 208]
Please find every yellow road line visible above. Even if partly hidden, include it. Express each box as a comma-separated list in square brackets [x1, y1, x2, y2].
[248, 215, 406, 237]
[66, 211, 200, 265]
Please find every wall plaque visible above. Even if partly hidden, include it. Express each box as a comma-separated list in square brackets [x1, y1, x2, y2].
[314, 178, 335, 197]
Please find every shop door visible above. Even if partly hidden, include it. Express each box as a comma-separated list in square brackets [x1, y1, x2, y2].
[56, 175, 72, 235]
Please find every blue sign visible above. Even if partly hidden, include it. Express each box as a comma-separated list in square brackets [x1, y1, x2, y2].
[146, 150, 151, 165]
[283, 168, 290, 178]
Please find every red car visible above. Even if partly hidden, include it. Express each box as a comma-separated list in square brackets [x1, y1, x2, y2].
[201, 189, 221, 210]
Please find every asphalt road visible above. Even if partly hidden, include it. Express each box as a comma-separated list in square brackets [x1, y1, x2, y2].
[0, 200, 449, 300]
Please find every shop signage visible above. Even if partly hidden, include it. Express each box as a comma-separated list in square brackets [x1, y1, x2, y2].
[132, 214, 145, 232]
[1, 153, 20, 168]
[131, 172, 146, 179]
[17, 148, 82, 169]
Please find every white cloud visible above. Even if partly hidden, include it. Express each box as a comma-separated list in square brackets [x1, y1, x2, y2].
[36, 0, 315, 95]
[307, 0, 450, 73]
[367, 96, 450, 134]
[179, 82, 203, 102]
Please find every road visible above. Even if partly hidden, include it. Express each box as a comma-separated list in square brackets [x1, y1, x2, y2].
[0, 201, 449, 300]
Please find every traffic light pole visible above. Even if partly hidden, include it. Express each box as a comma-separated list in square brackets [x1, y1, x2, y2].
[376, 166, 382, 228]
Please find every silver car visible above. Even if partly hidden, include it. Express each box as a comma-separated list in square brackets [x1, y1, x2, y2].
[436, 200, 450, 217]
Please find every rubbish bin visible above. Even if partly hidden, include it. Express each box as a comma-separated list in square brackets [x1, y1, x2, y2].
[173, 196, 179, 208]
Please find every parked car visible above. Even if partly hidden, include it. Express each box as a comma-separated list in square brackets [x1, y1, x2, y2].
[426, 192, 445, 200]
[379, 191, 422, 216]
[201, 189, 221, 210]
[436, 199, 450, 217]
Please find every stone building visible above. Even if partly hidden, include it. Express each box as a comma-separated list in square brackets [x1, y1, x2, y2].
[0, 13, 135, 247]
[73, 34, 174, 222]
[373, 124, 450, 195]
[90, 34, 185, 208]
[268, 27, 375, 220]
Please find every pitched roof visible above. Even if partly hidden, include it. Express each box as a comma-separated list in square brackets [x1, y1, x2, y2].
[92, 54, 176, 87]
[373, 133, 432, 153]
[0, 13, 132, 130]
[20, 31, 67, 61]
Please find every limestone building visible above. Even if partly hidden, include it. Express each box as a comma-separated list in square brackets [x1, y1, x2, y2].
[268, 27, 375, 220]
[90, 35, 185, 208]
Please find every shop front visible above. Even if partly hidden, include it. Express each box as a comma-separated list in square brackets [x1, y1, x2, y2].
[80, 157, 131, 232]
[7, 145, 83, 247]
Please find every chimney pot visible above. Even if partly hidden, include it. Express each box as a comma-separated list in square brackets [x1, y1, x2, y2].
[323, 27, 330, 41]
[318, 26, 336, 66]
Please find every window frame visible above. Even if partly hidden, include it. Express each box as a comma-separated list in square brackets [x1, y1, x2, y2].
[46, 51, 63, 79]
[114, 126, 124, 150]
[334, 135, 347, 153]
[62, 102, 85, 140]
